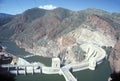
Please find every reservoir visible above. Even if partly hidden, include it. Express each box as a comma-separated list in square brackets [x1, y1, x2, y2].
[0, 41, 111, 81]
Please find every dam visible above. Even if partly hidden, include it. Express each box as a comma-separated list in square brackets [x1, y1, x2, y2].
[1, 43, 106, 81]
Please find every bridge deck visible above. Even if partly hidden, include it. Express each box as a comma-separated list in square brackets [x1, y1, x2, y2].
[61, 68, 77, 81]
[1, 64, 42, 68]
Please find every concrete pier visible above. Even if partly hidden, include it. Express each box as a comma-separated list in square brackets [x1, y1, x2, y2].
[1, 64, 42, 75]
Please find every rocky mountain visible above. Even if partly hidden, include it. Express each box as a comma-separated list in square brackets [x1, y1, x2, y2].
[0, 13, 14, 26]
[0, 8, 120, 66]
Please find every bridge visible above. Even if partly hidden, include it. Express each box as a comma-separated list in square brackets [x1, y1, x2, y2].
[60, 68, 77, 81]
[1, 64, 42, 75]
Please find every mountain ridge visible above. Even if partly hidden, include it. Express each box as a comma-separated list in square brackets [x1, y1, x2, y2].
[0, 8, 120, 76]
[0, 13, 14, 26]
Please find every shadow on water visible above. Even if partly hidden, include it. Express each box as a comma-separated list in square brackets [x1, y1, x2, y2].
[0, 66, 16, 81]
[110, 72, 120, 81]
[0, 41, 16, 81]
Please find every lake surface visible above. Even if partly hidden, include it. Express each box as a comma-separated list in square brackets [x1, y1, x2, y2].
[0, 41, 51, 66]
[0, 41, 111, 81]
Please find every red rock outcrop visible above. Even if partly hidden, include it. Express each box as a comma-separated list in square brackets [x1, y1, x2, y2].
[86, 15, 116, 38]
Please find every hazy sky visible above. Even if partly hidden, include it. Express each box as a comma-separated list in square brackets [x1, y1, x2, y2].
[0, 0, 120, 15]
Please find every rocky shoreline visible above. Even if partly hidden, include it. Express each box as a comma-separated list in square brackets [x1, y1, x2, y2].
[0, 46, 13, 64]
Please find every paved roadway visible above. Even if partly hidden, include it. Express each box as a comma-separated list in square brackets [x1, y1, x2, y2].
[60, 68, 77, 81]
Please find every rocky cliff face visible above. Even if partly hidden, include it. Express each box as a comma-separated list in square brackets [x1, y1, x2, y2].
[108, 39, 120, 81]
[0, 8, 119, 64]
[109, 39, 120, 73]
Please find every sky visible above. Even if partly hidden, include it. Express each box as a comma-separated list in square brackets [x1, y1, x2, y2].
[0, 0, 120, 15]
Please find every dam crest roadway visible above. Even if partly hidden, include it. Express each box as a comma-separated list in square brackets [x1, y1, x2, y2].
[1, 43, 107, 81]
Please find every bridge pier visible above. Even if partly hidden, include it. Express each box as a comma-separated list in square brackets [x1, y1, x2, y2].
[24, 66, 27, 75]
[16, 66, 19, 75]
[32, 66, 34, 75]
[1, 64, 44, 75]
[7, 66, 10, 71]
[40, 68, 42, 74]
